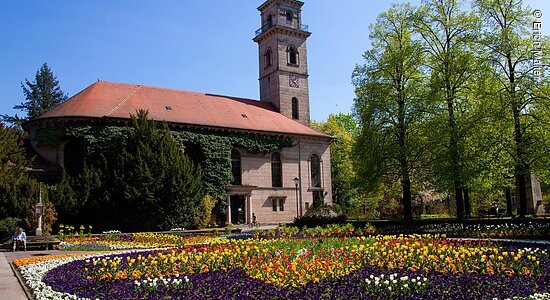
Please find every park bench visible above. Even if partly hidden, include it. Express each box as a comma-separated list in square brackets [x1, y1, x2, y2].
[25, 240, 61, 251]
[1, 237, 61, 251]
[478, 209, 504, 219]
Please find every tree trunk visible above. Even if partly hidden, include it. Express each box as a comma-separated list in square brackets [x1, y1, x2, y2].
[508, 53, 528, 217]
[447, 96, 464, 220]
[397, 87, 412, 221]
[513, 108, 529, 217]
[505, 187, 513, 216]
[402, 174, 413, 220]
[516, 171, 528, 217]
[463, 187, 471, 218]
[454, 185, 464, 220]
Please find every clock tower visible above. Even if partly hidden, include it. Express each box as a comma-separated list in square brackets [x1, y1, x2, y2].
[253, 0, 311, 126]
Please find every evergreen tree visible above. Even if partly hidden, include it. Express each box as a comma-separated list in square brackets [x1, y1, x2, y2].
[111, 110, 204, 231]
[0, 124, 36, 223]
[52, 110, 206, 231]
[2, 63, 68, 126]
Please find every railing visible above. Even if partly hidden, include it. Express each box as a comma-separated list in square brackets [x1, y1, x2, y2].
[254, 18, 309, 37]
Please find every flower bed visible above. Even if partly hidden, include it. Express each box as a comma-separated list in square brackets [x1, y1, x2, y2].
[370, 221, 550, 240]
[59, 232, 221, 251]
[18, 234, 550, 299]
[13, 253, 95, 267]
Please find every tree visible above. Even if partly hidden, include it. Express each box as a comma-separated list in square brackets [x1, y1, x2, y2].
[2, 63, 68, 126]
[50, 110, 206, 232]
[353, 3, 427, 220]
[474, 0, 550, 216]
[0, 124, 37, 227]
[112, 110, 204, 231]
[312, 113, 357, 205]
[26, 194, 58, 237]
[460, 71, 515, 215]
[194, 195, 216, 229]
[413, 0, 478, 219]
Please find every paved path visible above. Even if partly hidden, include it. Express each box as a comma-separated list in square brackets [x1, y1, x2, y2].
[0, 252, 27, 300]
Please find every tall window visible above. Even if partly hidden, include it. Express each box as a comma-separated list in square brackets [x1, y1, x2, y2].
[231, 149, 242, 185]
[271, 152, 282, 187]
[291, 98, 299, 119]
[272, 198, 285, 212]
[288, 46, 298, 65]
[264, 49, 272, 68]
[267, 14, 273, 26]
[310, 154, 321, 188]
[286, 11, 293, 23]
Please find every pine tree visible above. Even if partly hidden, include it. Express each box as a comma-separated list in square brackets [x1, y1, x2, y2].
[112, 110, 204, 231]
[2, 63, 68, 126]
[0, 124, 36, 223]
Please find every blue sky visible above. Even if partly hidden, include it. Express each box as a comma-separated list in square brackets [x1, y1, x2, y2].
[0, 0, 548, 122]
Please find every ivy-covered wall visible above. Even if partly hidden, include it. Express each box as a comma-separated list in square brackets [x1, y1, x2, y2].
[34, 122, 294, 217]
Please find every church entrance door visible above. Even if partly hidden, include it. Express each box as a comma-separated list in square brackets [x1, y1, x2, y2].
[230, 195, 246, 224]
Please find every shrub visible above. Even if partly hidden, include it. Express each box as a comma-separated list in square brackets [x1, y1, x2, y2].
[25, 200, 57, 236]
[303, 203, 340, 218]
[293, 215, 347, 229]
[279, 226, 299, 238]
[0, 217, 22, 241]
[194, 195, 216, 229]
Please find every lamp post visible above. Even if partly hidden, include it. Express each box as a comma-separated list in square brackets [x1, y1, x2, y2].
[293, 177, 300, 219]
[35, 183, 44, 236]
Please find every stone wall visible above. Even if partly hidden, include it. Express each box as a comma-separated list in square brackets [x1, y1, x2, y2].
[231, 137, 332, 224]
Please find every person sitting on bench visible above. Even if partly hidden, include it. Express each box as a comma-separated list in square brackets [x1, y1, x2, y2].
[488, 201, 499, 216]
[12, 228, 27, 252]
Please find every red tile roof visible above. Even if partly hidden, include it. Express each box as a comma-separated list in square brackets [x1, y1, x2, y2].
[33, 81, 328, 138]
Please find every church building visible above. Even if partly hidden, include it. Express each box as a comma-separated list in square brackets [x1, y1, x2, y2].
[24, 0, 332, 225]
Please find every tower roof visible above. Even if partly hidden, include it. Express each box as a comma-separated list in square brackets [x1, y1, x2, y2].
[27, 81, 328, 138]
[258, 0, 304, 11]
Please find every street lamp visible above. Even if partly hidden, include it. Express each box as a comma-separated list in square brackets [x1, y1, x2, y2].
[35, 183, 44, 236]
[293, 177, 300, 219]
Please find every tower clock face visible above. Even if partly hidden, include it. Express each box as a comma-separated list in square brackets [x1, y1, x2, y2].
[289, 75, 299, 88]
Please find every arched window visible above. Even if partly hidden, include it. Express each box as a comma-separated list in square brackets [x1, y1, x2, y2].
[310, 154, 321, 188]
[267, 14, 273, 26]
[271, 152, 282, 187]
[288, 46, 298, 65]
[286, 11, 293, 23]
[291, 98, 299, 119]
[264, 48, 272, 68]
[231, 149, 242, 185]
